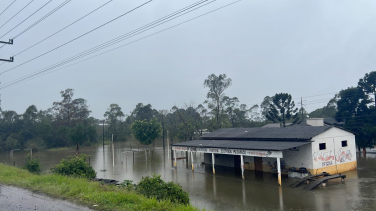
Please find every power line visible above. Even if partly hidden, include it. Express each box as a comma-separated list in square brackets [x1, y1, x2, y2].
[0, 0, 153, 75]
[0, 0, 53, 41]
[0, 0, 17, 16]
[12, 0, 113, 57]
[11, 0, 71, 40]
[0, 0, 215, 86]
[0, 0, 34, 30]
[0, 0, 241, 89]
[0, 0, 71, 41]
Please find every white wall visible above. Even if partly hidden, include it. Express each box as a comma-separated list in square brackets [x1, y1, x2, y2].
[307, 118, 324, 126]
[311, 127, 356, 170]
[282, 143, 313, 169]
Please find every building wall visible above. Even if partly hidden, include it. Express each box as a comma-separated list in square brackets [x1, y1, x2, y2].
[281, 143, 313, 170]
[310, 127, 357, 174]
[307, 118, 324, 126]
[203, 127, 357, 175]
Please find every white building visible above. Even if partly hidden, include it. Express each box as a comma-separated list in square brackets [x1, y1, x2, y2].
[172, 119, 356, 185]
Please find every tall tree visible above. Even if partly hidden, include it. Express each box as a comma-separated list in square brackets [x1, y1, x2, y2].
[104, 104, 125, 139]
[203, 74, 232, 128]
[336, 87, 374, 152]
[358, 71, 376, 106]
[53, 89, 91, 126]
[131, 118, 161, 146]
[260, 96, 273, 119]
[265, 93, 299, 127]
[128, 103, 158, 123]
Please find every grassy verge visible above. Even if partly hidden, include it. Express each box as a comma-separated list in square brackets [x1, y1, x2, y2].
[0, 164, 200, 211]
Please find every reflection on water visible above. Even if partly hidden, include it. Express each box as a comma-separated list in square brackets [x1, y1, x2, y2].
[1, 142, 376, 211]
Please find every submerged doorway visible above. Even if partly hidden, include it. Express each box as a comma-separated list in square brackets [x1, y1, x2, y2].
[234, 155, 241, 168]
[255, 157, 263, 172]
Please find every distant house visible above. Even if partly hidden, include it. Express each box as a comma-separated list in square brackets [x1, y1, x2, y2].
[172, 119, 356, 184]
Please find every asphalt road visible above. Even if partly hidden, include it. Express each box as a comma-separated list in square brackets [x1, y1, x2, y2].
[0, 185, 93, 211]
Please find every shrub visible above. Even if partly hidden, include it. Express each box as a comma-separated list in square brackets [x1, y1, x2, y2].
[23, 155, 41, 174]
[120, 179, 137, 191]
[137, 174, 190, 205]
[51, 154, 96, 179]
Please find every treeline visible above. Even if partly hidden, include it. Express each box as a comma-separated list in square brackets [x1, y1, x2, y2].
[1, 72, 375, 151]
[0, 89, 97, 151]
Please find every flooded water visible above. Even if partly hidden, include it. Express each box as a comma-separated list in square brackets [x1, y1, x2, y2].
[1, 141, 375, 211]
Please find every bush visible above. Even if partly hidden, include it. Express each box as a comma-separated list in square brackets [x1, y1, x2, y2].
[23, 155, 41, 174]
[137, 174, 190, 205]
[51, 154, 96, 179]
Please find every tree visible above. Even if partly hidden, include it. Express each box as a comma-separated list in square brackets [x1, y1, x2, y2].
[104, 104, 125, 140]
[260, 96, 273, 119]
[265, 93, 299, 127]
[336, 87, 375, 152]
[358, 71, 376, 106]
[131, 118, 161, 145]
[309, 98, 337, 118]
[53, 89, 91, 126]
[127, 103, 158, 123]
[203, 74, 232, 128]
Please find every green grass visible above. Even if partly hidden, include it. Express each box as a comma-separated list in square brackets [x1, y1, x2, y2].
[0, 164, 200, 211]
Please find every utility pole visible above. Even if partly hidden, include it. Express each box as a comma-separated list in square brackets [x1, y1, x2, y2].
[0, 39, 14, 114]
[0, 39, 14, 62]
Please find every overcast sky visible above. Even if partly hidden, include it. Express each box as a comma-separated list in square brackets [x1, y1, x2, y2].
[0, 0, 375, 119]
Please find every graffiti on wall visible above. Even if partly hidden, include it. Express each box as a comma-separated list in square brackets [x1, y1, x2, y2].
[336, 148, 352, 163]
[313, 148, 352, 167]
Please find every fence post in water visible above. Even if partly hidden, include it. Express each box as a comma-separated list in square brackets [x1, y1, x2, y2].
[212, 153, 215, 175]
[174, 150, 177, 168]
[277, 157, 281, 186]
[241, 155, 244, 179]
[185, 151, 188, 168]
[191, 151, 194, 171]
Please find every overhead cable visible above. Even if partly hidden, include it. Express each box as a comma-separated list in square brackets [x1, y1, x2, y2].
[0, 0, 71, 41]
[0, 0, 17, 16]
[0, 0, 213, 82]
[13, 0, 113, 57]
[0, 0, 53, 41]
[0, 0, 241, 89]
[0, 0, 34, 30]
[0, 0, 152, 74]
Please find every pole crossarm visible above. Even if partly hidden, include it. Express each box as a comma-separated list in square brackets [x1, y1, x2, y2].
[0, 39, 13, 44]
[0, 57, 13, 62]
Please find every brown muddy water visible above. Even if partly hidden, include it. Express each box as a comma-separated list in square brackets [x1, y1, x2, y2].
[1, 141, 375, 211]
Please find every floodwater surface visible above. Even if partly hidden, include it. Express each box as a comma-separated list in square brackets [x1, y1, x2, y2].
[1, 142, 375, 211]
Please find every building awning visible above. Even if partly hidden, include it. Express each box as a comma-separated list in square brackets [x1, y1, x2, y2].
[172, 139, 311, 151]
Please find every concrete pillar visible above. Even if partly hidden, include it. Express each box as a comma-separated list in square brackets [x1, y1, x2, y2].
[174, 150, 177, 168]
[191, 151, 194, 171]
[241, 155, 244, 179]
[277, 157, 281, 186]
[212, 153, 215, 175]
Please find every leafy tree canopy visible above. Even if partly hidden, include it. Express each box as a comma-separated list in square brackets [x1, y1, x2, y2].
[265, 93, 299, 127]
[131, 118, 161, 145]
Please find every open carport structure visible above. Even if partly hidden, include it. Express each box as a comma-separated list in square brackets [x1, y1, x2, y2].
[171, 125, 355, 186]
[172, 139, 311, 186]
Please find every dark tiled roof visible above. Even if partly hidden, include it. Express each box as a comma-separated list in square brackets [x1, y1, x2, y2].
[173, 139, 311, 151]
[201, 126, 331, 140]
